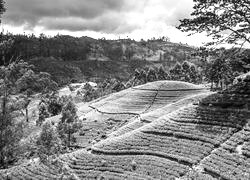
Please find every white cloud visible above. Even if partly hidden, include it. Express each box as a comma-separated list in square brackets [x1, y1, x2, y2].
[1, 0, 212, 46]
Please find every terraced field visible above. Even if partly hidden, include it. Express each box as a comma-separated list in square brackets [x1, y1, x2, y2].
[1, 80, 250, 180]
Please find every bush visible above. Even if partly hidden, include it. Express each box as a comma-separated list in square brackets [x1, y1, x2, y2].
[37, 94, 72, 126]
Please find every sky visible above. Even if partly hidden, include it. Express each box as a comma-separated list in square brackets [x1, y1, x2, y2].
[1, 0, 211, 46]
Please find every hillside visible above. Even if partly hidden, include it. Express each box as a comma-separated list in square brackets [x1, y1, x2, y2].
[1, 80, 250, 179]
[1, 34, 200, 84]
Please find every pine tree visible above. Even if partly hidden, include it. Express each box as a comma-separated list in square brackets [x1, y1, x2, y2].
[0, 0, 5, 23]
[147, 68, 157, 82]
[190, 65, 198, 84]
[0, 60, 31, 168]
[36, 121, 62, 162]
[57, 101, 82, 147]
[181, 61, 191, 82]
[170, 62, 182, 80]
[157, 66, 169, 80]
[37, 101, 50, 126]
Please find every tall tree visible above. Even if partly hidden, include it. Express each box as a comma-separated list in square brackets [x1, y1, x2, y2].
[36, 121, 62, 162]
[170, 62, 183, 80]
[147, 68, 158, 82]
[0, 0, 5, 22]
[0, 60, 32, 168]
[57, 100, 82, 147]
[16, 69, 58, 122]
[178, 1, 250, 46]
[157, 66, 169, 80]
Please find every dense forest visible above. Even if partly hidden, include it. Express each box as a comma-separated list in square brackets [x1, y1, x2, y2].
[0, 32, 249, 87]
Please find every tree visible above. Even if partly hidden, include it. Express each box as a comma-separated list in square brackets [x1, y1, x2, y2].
[157, 66, 169, 80]
[37, 94, 72, 126]
[170, 62, 183, 80]
[0, 60, 31, 168]
[181, 61, 191, 82]
[0, 0, 5, 22]
[189, 64, 199, 83]
[15, 68, 58, 122]
[37, 101, 50, 126]
[205, 56, 233, 89]
[82, 83, 98, 102]
[36, 121, 62, 162]
[112, 81, 126, 92]
[57, 101, 82, 147]
[178, 1, 250, 46]
[147, 68, 157, 82]
[46, 93, 65, 116]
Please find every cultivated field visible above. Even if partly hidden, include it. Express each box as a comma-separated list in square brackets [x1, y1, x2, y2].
[1, 80, 250, 180]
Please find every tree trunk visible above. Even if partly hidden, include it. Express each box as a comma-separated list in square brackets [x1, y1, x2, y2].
[26, 108, 29, 122]
[211, 82, 214, 90]
[67, 132, 70, 147]
[0, 152, 4, 168]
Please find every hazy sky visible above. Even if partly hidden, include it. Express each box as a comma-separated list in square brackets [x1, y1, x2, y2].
[1, 0, 210, 46]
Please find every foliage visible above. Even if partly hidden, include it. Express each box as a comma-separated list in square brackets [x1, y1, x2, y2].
[169, 62, 183, 80]
[0, 60, 32, 168]
[157, 66, 169, 80]
[0, 0, 5, 23]
[178, 1, 250, 46]
[0, 113, 24, 168]
[76, 80, 127, 103]
[205, 57, 234, 89]
[57, 100, 82, 147]
[147, 68, 158, 82]
[81, 83, 98, 102]
[0, 34, 91, 65]
[131, 62, 201, 86]
[112, 81, 126, 92]
[29, 57, 83, 86]
[198, 47, 245, 89]
[37, 101, 50, 126]
[17, 70, 58, 93]
[36, 121, 62, 162]
[37, 94, 72, 126]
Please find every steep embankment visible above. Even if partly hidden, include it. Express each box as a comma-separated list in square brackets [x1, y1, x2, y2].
[1, 80, 250, 180]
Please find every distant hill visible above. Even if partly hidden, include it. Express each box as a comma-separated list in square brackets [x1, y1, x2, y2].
[1, 34, 198, 85]
[86, 38, 196, 63]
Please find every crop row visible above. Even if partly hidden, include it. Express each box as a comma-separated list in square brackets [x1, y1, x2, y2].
[1, 149, 192, 180]
[201, 148, 250, 180]
[147, 119, 235, 145]
[242, 142, 250, 157]
[167, 106, 248, 129]
[222, 128, 250, 152]
[68, 150, 190, 178]
[93, 130, 215, 165]
[109, 118, 144, 138]
[158, 81, 203, 91]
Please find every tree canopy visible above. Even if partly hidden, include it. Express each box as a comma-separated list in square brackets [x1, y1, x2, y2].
[0, 0, 5, 21]
[178, 1, 250, 46]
